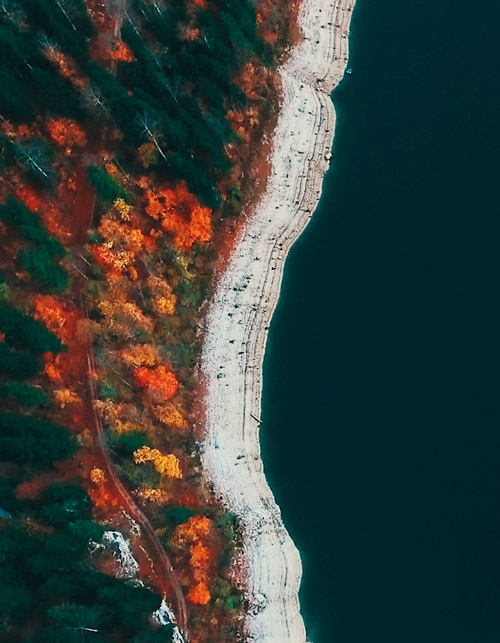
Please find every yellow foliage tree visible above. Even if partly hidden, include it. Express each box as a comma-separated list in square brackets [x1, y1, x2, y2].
[90, 468, 106, 485]
[153, 295, 177, 316]
[147, 275, 177, 316]
[121, 344, 159, 368]
[113, 198, 133, 220]
[138, 488, 171, 504]
[54, 388, 79, 408]
[152, 403, 188, 430]
[133, 446, 182, 479]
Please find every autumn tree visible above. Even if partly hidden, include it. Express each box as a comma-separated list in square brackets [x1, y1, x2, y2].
[134, 446, 182, 479]
[134, 365, 179, 399]
[187, 581, 211, 605]
[47, 117, 88, 149]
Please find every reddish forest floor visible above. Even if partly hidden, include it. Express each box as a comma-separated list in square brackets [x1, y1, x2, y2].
[69, 150, 190, 636]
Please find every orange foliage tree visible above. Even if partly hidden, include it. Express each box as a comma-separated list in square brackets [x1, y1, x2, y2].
[90, 467, 107, 485]
[93, 211, 148, 278]
[44, 352, 64, 385]
[187, 581, 211, 605]
[176, 516, 212, 544]
[43, 48, 87, 90]
[34, 295, 79, 344]
[142, 180, 212, 251]
[134, 365, 179, 399]
[109, 40, 136, 62]
[54, 388, 80, 408]
[176, 516, 215, 605]
[47, 118, 88, 150]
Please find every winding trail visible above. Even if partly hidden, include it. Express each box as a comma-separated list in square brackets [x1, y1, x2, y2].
[81, 297, 189, 637]
[70, 162, 189, 639]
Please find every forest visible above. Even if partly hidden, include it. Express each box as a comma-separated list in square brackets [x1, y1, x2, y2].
[0, 1, 296, 641]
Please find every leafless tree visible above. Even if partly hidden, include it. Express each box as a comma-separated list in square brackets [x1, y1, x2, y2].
[54, 0, 77, 32]
[135, 111, 167, 162]
[82, 86, 109, 117]
[14, 142, 52, 179]
[0, 0, 25, 26]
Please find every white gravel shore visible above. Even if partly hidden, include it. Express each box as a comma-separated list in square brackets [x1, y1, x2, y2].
[201, 1, 355, 641]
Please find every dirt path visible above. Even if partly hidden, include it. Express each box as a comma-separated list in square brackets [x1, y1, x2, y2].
[70, 163, 189, 639]
[80, 293, 189, 636]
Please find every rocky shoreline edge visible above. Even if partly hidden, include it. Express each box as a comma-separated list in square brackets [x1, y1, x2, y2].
[201, 1, 356, 640]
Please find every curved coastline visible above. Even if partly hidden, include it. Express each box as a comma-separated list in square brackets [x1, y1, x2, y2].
[201, 1, 355, 641]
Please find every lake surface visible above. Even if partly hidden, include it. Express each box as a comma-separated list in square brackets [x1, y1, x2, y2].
[261, 1, 500, 642]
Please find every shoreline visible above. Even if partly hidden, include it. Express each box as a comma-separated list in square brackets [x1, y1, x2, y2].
[201, 0, 355, 640]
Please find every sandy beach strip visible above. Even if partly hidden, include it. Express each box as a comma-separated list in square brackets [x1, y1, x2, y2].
[200, 1, 356, 641]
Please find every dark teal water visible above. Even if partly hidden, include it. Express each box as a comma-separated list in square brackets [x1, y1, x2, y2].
[261, 1, 500, 642]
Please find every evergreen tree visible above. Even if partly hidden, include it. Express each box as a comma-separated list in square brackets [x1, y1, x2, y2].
[46, 603, 104, 642]
[0, 344, 42, 380]
[0, 303, 65, 354]
[96, 579, 162, 633]
[39, 483, 91, 527]
[0, 195, 40, 228]
[31, 66, 84, 121]
[0, 412, 77, 467]
[19, 248, 70, 292]
[113, 431, 151, 457]
[0, 67, 35, 123]
[0, 381, 48, 407]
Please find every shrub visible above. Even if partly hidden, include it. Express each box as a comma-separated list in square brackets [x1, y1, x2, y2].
[87, 166, 129, 203]
[165, 506, 196, 525]
[113, 431, 151, 457]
